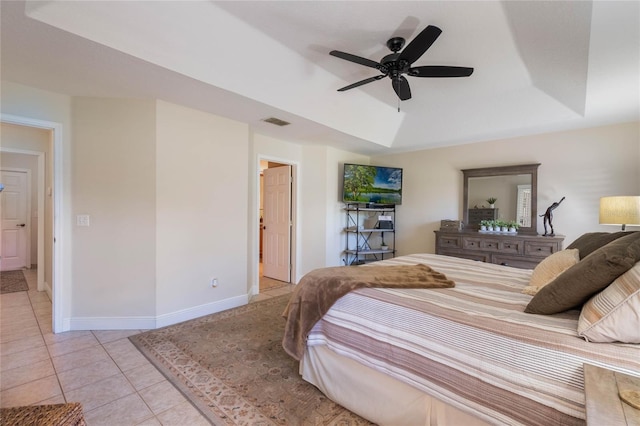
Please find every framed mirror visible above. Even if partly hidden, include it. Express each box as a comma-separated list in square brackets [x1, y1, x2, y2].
[462, 164, 540, 235]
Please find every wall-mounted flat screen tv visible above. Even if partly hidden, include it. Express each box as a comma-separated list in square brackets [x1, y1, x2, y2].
[342, 163, 403, 205]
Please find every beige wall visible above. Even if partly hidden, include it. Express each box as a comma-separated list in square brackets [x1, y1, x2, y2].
[71, 97, 157, 320]
[155, 100, 249, 317]
[372, 121, 640, 254]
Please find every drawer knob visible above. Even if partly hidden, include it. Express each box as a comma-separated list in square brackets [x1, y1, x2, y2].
[538, 248, 542, 251]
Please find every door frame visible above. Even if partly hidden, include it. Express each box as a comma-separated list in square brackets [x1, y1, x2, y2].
[255, 155, 297, 295]
[0, 168, 33, 273]
[1, 114, 65, 333]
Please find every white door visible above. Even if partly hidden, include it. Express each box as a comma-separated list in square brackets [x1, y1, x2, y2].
[0, 170, 28, 271]
[263, 165, 291, 282]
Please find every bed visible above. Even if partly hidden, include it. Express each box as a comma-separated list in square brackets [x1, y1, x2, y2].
[283, 234, 640, 426]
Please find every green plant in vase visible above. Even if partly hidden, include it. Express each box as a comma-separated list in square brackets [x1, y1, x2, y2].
[494, 220, 506, 232]
[486, 197, 497, 208]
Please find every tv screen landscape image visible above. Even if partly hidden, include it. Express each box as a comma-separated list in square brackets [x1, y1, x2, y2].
[342, 164, 403, 205]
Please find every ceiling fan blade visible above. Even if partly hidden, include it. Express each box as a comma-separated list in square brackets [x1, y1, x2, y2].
[337, 75, 385, 92]
[409, 66, 474, 78]
[392, 76, 411, 101]
[330, 50, 381, 70]
[398, 25, 442, 65]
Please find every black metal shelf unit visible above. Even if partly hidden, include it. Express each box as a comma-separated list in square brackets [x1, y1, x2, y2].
[343, 203, 396, 265]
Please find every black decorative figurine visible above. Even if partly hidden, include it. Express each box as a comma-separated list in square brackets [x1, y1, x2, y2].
[540, 196, 565, 236]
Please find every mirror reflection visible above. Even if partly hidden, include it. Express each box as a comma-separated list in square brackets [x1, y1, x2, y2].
[462, 164, 540, 235]
[468, 175, 532, 227]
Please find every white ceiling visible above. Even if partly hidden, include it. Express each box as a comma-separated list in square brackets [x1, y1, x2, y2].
[2, 1, 638, 155]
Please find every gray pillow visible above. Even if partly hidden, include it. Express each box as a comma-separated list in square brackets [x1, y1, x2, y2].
[566, 231, 634, 259]
[525, 232, 640, 315]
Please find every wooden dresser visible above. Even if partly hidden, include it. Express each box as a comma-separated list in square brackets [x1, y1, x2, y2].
[434, 230, 565, 269]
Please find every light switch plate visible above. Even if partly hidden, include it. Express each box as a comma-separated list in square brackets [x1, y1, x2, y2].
[76, 214, 90, 227]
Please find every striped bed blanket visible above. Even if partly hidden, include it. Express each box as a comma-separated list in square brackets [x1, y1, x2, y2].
[282, 263, 454, 360]
[305, 253, 640, 425]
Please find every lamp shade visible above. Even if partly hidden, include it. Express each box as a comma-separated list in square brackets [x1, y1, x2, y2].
[599, 196, 640, 230]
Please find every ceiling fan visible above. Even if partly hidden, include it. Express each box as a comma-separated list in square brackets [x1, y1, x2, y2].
[330, 25, 473, 101]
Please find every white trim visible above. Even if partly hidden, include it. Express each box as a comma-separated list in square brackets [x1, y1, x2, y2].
[70, 316, 157, 331]
[69, 293, 248, 330]
[155, 294, 248, 328]
[1, 114, 65, 333]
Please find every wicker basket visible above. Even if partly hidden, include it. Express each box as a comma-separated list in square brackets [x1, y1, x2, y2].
[0, 403, 85, 426]
[440, 219, 463, 231]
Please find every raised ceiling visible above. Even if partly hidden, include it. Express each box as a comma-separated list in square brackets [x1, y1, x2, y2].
[2, 1, 638, 155]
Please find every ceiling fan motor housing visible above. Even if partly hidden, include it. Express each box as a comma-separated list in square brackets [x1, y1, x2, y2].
[386, 37, 406, 52]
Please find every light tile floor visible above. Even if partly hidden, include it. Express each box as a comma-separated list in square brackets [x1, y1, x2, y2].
[0, 269, 295, 425]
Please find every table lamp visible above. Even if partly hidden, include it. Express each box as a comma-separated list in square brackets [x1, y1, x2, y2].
[599, 196, 640, 231]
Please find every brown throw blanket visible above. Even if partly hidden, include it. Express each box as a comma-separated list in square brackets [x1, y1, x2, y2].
[282, 263, 455, 360]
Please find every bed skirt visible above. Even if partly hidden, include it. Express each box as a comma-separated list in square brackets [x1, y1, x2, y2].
[301, 345, 491, 426]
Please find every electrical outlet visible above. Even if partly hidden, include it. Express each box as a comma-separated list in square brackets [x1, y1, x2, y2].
[210, 278, 218, 287]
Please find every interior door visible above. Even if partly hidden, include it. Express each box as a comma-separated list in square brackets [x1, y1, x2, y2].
[1, 170, 28, 271]
[263, 165, 291, 282]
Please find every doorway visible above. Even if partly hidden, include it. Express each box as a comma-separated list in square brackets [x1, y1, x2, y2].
[258, 159, 295, 292]
[1, 114, 62, 333]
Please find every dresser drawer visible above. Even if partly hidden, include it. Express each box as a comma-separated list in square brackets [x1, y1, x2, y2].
[525, 241, 559, 257]
[462, 238, 483, 250]
[480, 238, 500, 251]
[438, 236, 461, 249]
[500, 240, 523, 254]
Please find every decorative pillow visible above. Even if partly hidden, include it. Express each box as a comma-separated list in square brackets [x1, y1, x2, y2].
[522, 249, 580, 296]
[578, 261, 640, 343]
[525, 232, 640, 315]
[566, 231, 633, 259]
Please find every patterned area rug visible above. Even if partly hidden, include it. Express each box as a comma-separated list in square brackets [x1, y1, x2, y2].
[0, 270, 29, 294]
[130, 294, 371, 425]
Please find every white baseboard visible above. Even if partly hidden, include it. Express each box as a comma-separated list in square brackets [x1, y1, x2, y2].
[155, 294, 248, 328]
[67, 294, 249, 331]
[69, 315, 157, 330]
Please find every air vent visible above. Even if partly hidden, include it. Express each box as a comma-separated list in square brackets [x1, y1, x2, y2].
[262, 117, 291, 127]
